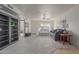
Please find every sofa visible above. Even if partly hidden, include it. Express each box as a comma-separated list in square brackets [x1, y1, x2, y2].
[50, 29, 64, 41]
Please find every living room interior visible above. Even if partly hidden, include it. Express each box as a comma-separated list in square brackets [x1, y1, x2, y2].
[0, 4, 79, 54]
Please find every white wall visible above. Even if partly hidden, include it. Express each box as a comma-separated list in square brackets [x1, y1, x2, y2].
[66, 5, 79, 47]
[54, 5, 79, 47]
[31, 19, 54, 34]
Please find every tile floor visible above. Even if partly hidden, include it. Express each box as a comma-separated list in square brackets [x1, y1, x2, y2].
[0, 34, 75, 54]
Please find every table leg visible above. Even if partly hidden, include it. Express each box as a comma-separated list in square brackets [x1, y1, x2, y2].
[63, 36, 65, 45]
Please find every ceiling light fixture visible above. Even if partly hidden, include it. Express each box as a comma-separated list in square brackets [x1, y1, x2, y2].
[41, 10, 50, 21]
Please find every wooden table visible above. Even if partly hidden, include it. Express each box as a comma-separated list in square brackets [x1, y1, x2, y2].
[60, 34, 72, 44]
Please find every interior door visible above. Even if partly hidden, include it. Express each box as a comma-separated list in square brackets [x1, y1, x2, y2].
[20, 20, 25, 36]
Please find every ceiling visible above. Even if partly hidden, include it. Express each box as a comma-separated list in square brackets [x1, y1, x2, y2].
[13, 4, 76, 20]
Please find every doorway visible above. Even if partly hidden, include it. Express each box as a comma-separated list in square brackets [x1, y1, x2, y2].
[20, 20, 25, 36]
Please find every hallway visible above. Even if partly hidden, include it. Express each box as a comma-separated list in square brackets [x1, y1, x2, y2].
[0, 35, 75, 54]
